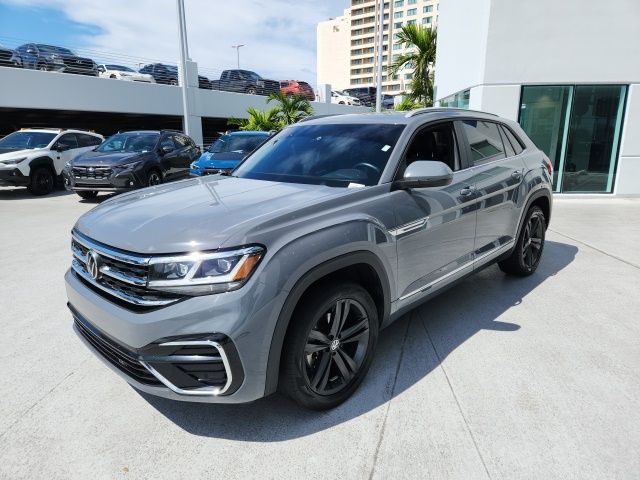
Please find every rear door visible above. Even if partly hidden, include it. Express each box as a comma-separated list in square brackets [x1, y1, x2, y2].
[457, 119, 526, 263]
[393, 121, 478, 306]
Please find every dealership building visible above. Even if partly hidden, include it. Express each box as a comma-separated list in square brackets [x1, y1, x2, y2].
[435, 0, 640, 195]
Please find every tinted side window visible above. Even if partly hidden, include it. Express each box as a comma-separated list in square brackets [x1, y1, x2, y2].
[500, 128, 516, 157]
[461, 120, 505, 165]
[402, 122, 459, 173]
[501, 125, 525, 155]
[57, 133, 79, 149]
[174, 135, 189, 148]
[160, 135, 176, 149]
[78, 133, 102, 147]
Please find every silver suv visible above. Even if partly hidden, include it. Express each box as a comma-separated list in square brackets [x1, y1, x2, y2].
[65, 109, 553, 410]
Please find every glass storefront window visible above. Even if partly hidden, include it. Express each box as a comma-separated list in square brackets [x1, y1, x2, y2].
[439, 89, 470, 109]
[519, 84, 626, 193]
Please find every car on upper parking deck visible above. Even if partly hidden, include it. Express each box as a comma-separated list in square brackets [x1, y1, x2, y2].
[97, 64, 155, 83]
[11, 44, 98, 76]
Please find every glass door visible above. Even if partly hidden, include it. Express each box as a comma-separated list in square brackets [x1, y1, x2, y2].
[519, 85, 627, 193]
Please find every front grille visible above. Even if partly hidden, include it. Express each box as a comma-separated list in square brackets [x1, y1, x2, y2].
[74, 315, 161, 386]
[63, 58, 92, 69]
[71, 233, 182, 309]
[73, 166, 112, 180]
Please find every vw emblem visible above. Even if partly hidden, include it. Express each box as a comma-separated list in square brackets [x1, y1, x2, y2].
[86, 250, 101, 280]
[330, 339, 340, 351]
[88, 167, 94, 172]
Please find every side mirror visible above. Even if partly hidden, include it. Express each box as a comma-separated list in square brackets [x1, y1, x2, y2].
[54, 143, 70, 152]
[393, 161, 453, 190]
[161, 145, 175, 154]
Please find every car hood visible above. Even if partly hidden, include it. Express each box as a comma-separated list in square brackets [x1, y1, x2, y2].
[196, 151, 244, 168]
[75, 176, 352, 254]
[72, 150, 150, 166]
[0, 147, 42, 158]
[60, 54, 94, 63]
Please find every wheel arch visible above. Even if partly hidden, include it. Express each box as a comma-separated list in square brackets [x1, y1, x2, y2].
[264, 250, 391, 396]
[28, 156, 56, 176]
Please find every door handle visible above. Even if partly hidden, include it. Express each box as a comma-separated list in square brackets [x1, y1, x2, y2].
[460, 186, 475, 196]
[511, 170, 523, 180]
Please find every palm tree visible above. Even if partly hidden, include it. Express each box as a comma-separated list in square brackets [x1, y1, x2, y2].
[267, 92, 313, 125]
[388, 25, 437, 107]
[394, 96, 421, 111]
[228, 107, 281, 131]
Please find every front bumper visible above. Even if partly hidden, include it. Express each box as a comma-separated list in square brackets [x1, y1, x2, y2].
[64, 165, 144, 192]
[65, 268, 275, 403]
[0, 168, 29, 187]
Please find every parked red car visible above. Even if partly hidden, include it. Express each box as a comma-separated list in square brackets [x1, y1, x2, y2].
[279, 80, 315, 101]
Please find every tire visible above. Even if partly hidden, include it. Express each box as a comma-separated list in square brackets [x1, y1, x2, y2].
[147, 169, 162, 186]
[37, 62, 48, 72]
[498, 206, 546, 276]
[246, 86, 257, 95]
[27, 166, 55, 195]
[280, 282, 379, 410]
[110, 74, 117, 79]
[77, 191, 98, 200]
[169, 79, 178, 86]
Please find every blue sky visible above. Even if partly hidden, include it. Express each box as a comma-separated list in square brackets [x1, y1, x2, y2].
[0, 0, 348, 85]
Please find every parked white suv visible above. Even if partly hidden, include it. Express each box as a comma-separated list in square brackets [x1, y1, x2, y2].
[331, 90, 362, 106]
[0, 128, 103, 195]
[97, 64, 155, 83]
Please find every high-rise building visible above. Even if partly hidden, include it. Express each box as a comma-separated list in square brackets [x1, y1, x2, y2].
[317, 9, 352, 91]
[317, 0, 439, 95]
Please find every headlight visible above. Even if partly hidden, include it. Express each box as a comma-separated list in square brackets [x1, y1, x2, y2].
[0, 157, 27, 165]
[114, 160, 142, 170]
[190, 162, 198, 170]
[147, 245, 264, 295]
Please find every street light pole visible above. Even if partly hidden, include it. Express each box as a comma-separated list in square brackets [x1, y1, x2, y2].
[375, 0, 385, 112]
[231, 44, 245, 69]
[176, 0, 191, 136]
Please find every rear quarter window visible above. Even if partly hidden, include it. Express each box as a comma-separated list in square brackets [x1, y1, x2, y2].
[501, 125, 525, 155]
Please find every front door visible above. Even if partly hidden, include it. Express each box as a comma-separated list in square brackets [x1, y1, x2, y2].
[393, 121, 478, 305]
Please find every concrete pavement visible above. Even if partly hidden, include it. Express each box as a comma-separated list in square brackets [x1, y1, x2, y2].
[0, 189, 639, 479]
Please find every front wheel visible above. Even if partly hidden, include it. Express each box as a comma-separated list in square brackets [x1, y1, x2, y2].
[27, 167, 55, 195]
[280, 282, 379, 410]
[498, 206, 546, 276]
[147, 170, 162, 186]
[246, 86, 257, 95]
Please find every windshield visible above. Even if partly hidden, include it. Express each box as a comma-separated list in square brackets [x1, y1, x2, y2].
[233, 123, 405, 187]
[165, 65, 178, 74]
[208, 134, 267, 154]
[240, 70, 261, 81]
[105, 65, 133, 72]
[0, 131, 56, 150]
[37, 45, 74, 55]
[96, 133, 159, 153]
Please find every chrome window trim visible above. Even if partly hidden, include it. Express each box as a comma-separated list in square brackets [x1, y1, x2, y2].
[140, 340, 233, 396]
[398, 240, 515, 301]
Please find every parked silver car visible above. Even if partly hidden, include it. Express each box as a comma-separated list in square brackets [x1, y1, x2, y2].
[65, 108, 553, 410]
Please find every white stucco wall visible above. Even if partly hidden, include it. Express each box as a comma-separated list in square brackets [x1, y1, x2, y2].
[614, 84, 640, 195]
[316, 10, 351, 91]
[434, 0, 491, 99]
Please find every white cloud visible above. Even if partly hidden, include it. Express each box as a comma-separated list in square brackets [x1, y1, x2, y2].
[2, 0, 347, 85]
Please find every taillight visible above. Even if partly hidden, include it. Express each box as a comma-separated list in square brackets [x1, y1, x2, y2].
[543, 157, 553, 175]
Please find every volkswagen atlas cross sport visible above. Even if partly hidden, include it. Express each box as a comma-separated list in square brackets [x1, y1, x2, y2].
[65, 108, 553, 410]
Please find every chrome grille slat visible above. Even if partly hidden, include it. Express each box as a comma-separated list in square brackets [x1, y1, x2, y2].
[71, 232, 181, 308]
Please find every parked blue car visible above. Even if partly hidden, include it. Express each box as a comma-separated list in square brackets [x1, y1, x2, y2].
[190, 131, 270, 176]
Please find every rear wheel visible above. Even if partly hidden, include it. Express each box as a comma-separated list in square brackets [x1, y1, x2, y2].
[246, 86, 257, 95]
[498, 206, 546, 276]
[37, 62, 48, 71]
[76, 191, 98, 200]
[27, 166, 55, 195]
[169, 79, 178, 86]
[280, 282, 379, 410]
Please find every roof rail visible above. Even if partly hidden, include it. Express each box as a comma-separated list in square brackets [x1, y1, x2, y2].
[19, 127, 98, 133]
[298, 114, 341, 123]
[404, 107, 498, 118]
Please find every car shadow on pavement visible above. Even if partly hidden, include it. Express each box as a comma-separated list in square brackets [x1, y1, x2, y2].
[0, 187, 72, 200]
[139, 240, 578, 441]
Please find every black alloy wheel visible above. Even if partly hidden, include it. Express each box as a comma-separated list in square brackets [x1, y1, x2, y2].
[304, 298, 370, 396]
[281, 282, 379, 410]
[147, 170, 162, 186]
[499, 206, 546, 276]
[27, 166, 55, 195]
